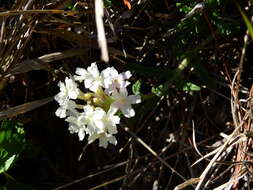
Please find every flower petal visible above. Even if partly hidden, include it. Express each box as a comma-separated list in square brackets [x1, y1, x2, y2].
[122, 106, 135, 118]
[55, 107, 66, 118]
[127, 95, 141, 104]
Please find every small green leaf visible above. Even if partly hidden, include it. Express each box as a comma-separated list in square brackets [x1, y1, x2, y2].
[0, 185, 7, 190]
[152, 85, 164, 97]
[182, 82, 201, 92]
[1, 155, 17, 173]
[0, 120, 26, 174]
[104, 0, 112, 7]
[132, 80, 141, 95]
[238, 5, 253, 40]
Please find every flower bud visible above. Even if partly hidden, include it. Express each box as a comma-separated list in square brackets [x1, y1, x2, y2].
[92, 97, 103, 107]
[83, 93, 93, 101]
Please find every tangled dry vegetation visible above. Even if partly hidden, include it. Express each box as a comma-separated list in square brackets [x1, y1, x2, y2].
[0, 0, 252, 190]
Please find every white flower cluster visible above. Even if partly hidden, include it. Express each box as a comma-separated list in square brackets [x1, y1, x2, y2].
[55, 63, 141, 148]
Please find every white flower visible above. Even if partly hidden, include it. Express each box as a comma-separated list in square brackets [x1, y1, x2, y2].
[84, 106, 119, 134]
[55, 77, 79, 105]
[86, 107, 119, 148]
[55, 62, 142, 149]
[111, 87, 141, 118]
[101, 67, 132, 94]
[92, 107, 120, 134]
[88, 133, 117, 148]
[102, 107, 120, 134]
[65, 114, 86, 141]
[98, 133, 117, 148]
[74, 62, 103, 92]
[55, 100, 76, 118]
[55, 106, 67, 118]
[65, 106, 104, 141]
[82, 105, 104, 136]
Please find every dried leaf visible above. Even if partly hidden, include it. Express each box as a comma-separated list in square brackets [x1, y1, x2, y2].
[6, 48, 88, 76]
[174, 178, 200, 190]
[6, 59, 52, 75]
[123, 0, 132, 10]
[108, 47, 135, 59]
[0, 97, 54, 120]
[38, 48, 88, 63]
[39, 29, 97, 48]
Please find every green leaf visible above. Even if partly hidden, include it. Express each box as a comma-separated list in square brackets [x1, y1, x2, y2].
[238, 5, 253, 40]
[104, 0, 112, 7]
[0, 120, 26, 174]
[0, 186, 7, 190]
[182, 82, 201, 92]
[152, 85, 164, 97]
[1, 155, 17, 173]
[132, 80, 141, 95]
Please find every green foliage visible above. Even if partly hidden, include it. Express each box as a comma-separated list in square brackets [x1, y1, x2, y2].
[104, 0, 113, 7]
[64, 0, 75, 10]
[151, 0, 238, 95]
[181, 82, 201, 92]
[152, 85, 164, 97]
[211, 11, 240, 36]
[238, 5, 253, 39]
[0, 120, 32, 190]
[0, 120, 26, 174]
[175, 0, 239, 55]
[176, 2, 195, 13]
[129, 58, 203, 96]
[132, 80, 142, 95]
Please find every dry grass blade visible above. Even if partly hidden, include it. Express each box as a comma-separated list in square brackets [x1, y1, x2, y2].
[95, 0, 109, 62]
[38, 48, 89, 63]
[6, 48, 88, 76]
[121, 143, 134, 189]
[108, 47, 136, 59]
[0, 1, 38, 96]
[192, 120, 203, 157]
[37, 29, 98, 48]
[53, 161, 128, 190]
[0, 9, 79, 17]
[0, 96, 54, 120]
[0, 1, 36, 77]
[195, 126, 241, 190]
[5, 59, 52, 75]
[213, 171, 246, 190]
[228, 30, 252, 187]
[122, 126, 188, 182]
[191, 145, 220, 167]
[87, 175, 126, 190]
[174, 177, 200, 190]
[192, 133, 245, 167]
